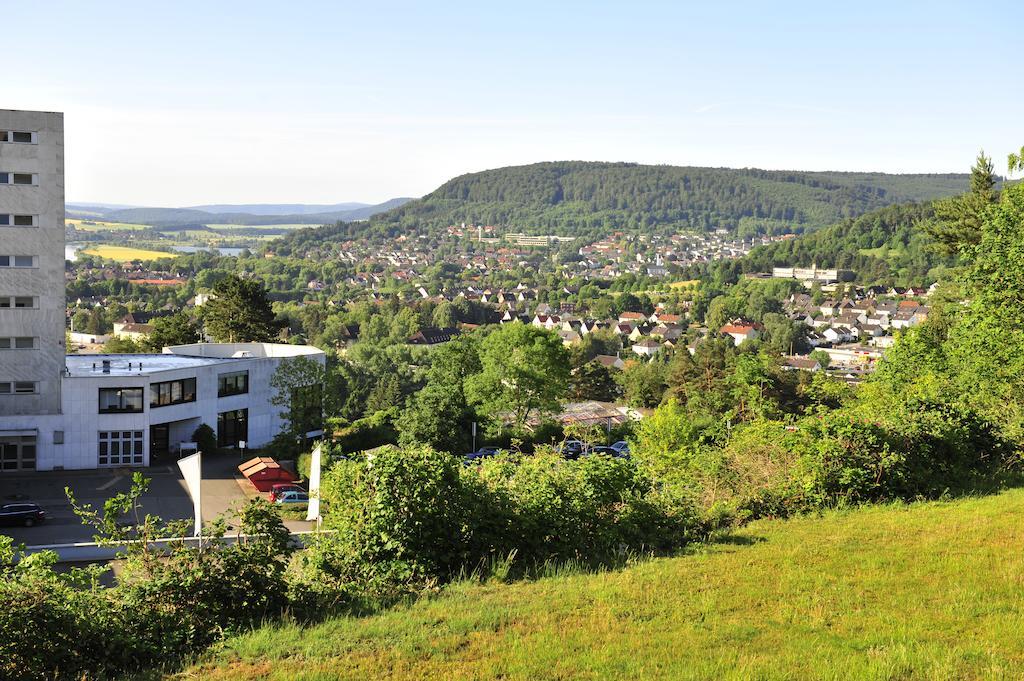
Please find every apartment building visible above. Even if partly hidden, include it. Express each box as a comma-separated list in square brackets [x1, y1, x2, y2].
[0, 110, 65, 416]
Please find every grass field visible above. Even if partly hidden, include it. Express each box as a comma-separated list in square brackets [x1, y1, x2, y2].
[175, 489, 1024, 681]
[66, 218, 152, 231]
[81, 244, 176, 261]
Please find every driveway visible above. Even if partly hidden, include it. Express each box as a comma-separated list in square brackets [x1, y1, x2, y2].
[1, 453, 312, 548]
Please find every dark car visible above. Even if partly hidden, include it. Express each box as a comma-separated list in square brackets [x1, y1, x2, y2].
[464, 446, 502, 464]
[0, 502, 46, 527]
[588, 445, 618, 457]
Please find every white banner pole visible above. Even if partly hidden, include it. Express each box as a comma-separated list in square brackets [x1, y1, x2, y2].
[305, 443, 322, 523]
[177, 451, 203, 538]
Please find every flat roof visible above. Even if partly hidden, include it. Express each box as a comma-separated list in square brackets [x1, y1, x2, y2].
[64, 354, 230, 378]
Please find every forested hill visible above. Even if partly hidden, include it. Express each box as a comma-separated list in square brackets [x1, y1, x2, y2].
[273, 162, 969, 251]
[730, 201, 957, 286]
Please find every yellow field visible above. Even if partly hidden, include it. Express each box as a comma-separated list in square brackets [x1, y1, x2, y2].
[669, 279, 700, 289]
[66, 218, 153, 231]
[81, 245, 176, 261]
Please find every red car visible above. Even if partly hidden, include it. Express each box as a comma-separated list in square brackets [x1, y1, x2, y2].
[267, 483, 305, 502]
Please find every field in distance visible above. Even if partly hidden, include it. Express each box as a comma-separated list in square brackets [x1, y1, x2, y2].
[66, 218, 152, 231]
[81, 244, 175, 261]
[177, 488, 1024, 681]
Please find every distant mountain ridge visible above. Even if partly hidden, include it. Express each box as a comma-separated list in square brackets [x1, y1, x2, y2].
[65, 197, 414, 226]
[271, 161, 972, 254]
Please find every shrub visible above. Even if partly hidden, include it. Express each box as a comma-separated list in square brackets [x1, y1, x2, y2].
[192, 423, 217, 455]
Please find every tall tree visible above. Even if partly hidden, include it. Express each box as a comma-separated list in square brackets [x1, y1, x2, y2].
[202, 275, 280, 343]
[465, 323, 569, 433]
[925, 150, 998, 254]
[142, 311, 201, 352]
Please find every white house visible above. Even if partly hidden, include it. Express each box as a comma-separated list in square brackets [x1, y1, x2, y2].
[0, 342, 324, 472]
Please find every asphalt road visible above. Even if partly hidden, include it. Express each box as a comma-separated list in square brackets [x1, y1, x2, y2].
[1, 453, 312, 547]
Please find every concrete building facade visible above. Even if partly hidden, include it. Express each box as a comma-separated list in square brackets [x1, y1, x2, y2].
[0, 110, 66, 416]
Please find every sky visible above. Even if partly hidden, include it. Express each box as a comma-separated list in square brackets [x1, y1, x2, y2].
[5, 1, 1022, 206]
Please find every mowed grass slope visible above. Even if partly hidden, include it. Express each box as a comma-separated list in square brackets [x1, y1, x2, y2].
[176, 490, 1024, 681]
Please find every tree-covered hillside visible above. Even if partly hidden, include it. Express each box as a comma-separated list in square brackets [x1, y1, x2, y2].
[276, 162, 968, 251]
[735, 201, 958, 285]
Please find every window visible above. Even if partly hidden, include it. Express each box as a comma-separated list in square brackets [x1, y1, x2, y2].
[98, 387, 144, 413]
[217, 409, 248, 447]
[0, 215, 37, 227]
[0, 297, 36, 309]
[0, 337, 37, 350]
[15, 382, 35, 394]
[217, 370, 249, 397]
[0, 256, 36, 268]
[0, 173, 36, 185]
[98, 431, 144, 467]
[0, 381, 39, 394]
[53, 430, 64, 445]
[0, 131, 36, 144]
[150, 377, 197, 408]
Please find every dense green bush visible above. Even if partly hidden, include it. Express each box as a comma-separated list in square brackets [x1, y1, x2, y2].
[0, 498, 294, 681]
[303, 445, 701, 596]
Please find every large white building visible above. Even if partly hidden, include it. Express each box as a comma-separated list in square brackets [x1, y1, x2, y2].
[0, 109, 325, 472]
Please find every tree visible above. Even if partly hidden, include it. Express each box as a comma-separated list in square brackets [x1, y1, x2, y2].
[616, 359, 667, 408]
[202, 275, 280, 343]
[397, 337, 480, 452]
[762, 313, 806, 355]
[925, 150, 998, 254]
[431, 301, 458, 329]
[570, 361, 619, 402]
[270, 356, 325, 454]
[465, 323, 570, 433]
[102, 336, 142, 353]
[142, 311, 201, 352]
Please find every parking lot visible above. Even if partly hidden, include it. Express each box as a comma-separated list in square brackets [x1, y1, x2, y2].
[1, 453, 312, 548]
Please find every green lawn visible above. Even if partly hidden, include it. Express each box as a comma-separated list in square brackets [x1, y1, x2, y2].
[175, 490, 1024, 681]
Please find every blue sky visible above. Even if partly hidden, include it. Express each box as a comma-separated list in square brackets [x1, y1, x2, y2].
[6, 1, 1021, 205]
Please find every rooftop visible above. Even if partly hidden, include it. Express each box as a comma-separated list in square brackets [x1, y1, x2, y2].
[64, 354, 228, 377]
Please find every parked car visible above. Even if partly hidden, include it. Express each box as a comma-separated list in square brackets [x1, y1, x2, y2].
[464, 446, 502, 463]
[267, 483, 305, 502]
[274, 491, 309, 505]
[610, 441, 631, 456]
[0, 502, 46, 527]
[588, 445, 619, 456]
[558, 440, 587, 459]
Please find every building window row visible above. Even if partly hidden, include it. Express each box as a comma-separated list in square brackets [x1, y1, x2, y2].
[217, 408, 248, 447]
[0, 173, 38, 185]
[150, 377, 197, 408]
[0, 215, 38, 227]
[217, 370, 249, 397]
[98, 430, 143, 467]
[98, 387, 144, 413]
[0, 337, 36, 350]
[0, 296, 37, 309]
[0, 381, 38, 395]
[0, 131, 37, 144]
[0, 256, 36, 268]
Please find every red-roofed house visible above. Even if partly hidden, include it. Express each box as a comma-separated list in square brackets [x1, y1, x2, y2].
[719, 323, 762, 346]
